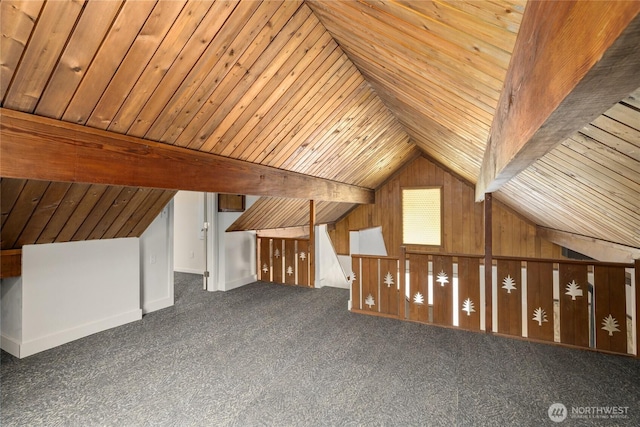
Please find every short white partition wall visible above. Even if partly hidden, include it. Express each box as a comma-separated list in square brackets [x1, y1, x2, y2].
[317, 224, 350, 289]
[140, 202, 174, 314]
[2, 238, 141, 358]
[0, 276, 23, 356]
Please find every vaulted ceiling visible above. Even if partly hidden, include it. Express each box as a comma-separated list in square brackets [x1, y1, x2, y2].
[1, 1, 639, 259]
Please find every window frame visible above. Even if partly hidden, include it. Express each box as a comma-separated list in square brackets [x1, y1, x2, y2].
[401, 186, 443, 249]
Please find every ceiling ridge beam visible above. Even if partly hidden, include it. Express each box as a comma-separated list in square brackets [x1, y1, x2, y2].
[476, 1, 640, 201]
[0, 108, 374, 204]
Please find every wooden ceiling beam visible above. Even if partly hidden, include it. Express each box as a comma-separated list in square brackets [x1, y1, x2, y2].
[255, 226, 310, 239]
[0, 108, 373, 204]
[476, 1, 640, 201]
[538, 227, 640, 264]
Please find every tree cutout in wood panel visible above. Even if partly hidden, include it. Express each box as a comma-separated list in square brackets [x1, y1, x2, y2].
[384, 271, 394, 287]
[262, 263, 269, 274]
[436, 271, 449, 286]
[462, 298, 475, 316]
[594, 265, 626, 353]
[274, 248, 280, 258]
[413, 292, 425, 305]
[347, 271, 356, 284]
[379, 259, 399, 317]
[457, 257, 481, 332]
[365, 293, 375, 309]
[565, 280, 583, 300]
[502, 275, 517, 293]
[601, 314, 620, 336]
[526, 261, 554, 342]
[532, 307, 548, 326]
[299, 251, 306, 261]
[284, 240, 296, 286]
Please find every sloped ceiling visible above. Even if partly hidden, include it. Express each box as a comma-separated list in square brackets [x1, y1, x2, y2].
[306, 0, 523, 182]
[0, 178, 174, 249]
[499, 89, 640, 248]
[0, 0, 638, 256]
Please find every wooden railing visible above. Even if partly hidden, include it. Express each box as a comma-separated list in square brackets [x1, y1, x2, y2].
[349, 249, 638, 357]
[350, 254, 401, 317]
[403, 251, 485, 332]
[257, 237, 311, 287]
[492, 256, 636, 355]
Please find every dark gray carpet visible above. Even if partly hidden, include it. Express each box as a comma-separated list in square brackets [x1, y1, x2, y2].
[2, 272, 639, 426]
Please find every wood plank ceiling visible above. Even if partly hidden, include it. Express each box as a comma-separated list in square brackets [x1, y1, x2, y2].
[0, 0, 418, 249]
[306, 0, 523, 183]
[499, 88, 640, 249]
[0, 1, 638, 255]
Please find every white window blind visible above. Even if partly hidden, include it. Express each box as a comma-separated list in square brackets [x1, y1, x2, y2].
[402, 188, 442, 246]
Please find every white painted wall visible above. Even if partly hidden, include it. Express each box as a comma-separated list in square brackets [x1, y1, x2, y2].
[214, 195, 259, 291]
[173, 192, 258, 292]
[173, 191, 206, 274]
[13, 238, 141, 358]
[350, 226, 387, 256]
[0, 276, 23, 357]
[316, 224, 350, 289]
[140, 201, 174, 314]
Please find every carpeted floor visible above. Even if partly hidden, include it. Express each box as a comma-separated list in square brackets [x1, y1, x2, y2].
[2, 272, 639, 426]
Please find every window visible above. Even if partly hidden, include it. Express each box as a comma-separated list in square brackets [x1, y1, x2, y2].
[402, 187, 442, 246]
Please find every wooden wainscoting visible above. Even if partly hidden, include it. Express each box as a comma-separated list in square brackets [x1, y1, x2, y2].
[257, 237, 311, 287]
[350, 249, 638, 358]
[350, 254, 400, 317]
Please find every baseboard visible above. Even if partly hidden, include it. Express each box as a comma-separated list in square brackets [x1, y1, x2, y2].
[224, 274, 257, 291]
[1, 334, 21, 358]
[174, 268, 204, 275]
[321, 281, 350, 290]
[19, 309, 142, 358]
[143, 295, 174, 314]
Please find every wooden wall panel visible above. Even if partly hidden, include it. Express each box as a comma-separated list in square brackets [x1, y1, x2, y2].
[272, 238, 284, 284]
[493, 202, 563, 259]
[526, 261, 554, 342]
[408, 254, 429, 323]
[379, 258, 399, 316]
[297, 240, 309, 287]
[594, 266, 627, 354]
[362, 258, 380, 312]
[284, 239, 296, 285]
[361, 258, 378, 312]
[259, 237, 271, 282]
[432, 255, 453, 326]
[330, 156, 563, 259]
[457, 257, 481, 331]
[559, 263, 589, 348]
[259, 237, 310, 286]
[497, 259, 522, 337]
